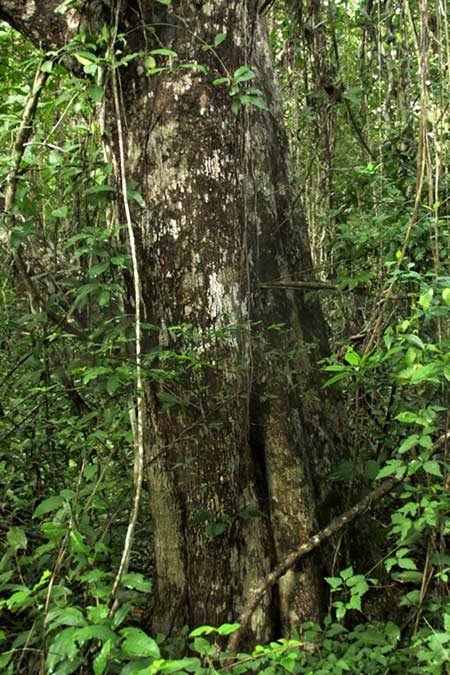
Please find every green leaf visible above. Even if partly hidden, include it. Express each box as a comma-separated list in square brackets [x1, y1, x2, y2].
[0, 652, 13, 669]
[41, 60, 54, 73]
[119, 659, 153, 675]
[191, 509, 212, 525]
[145, 56, 156, 71]
[7, 526, 27, 550]
[442, 288, 450, 306]
[377, 460, 404, 479]
[120, 628, 161, 658]
[418, 435, 432, 450]
[419, 288, 433, 311]
[405, 334, 425, 349]
[334, 601, 347, 621]
[324, 576, 342, 591]
[33, 495, 65, 518]
[94, 639, 112, 675]
[231, 98, 241, 114]
[423, 460, 442, 477]
[353, 579, 369, 595]
[344, 349, 360, 367]
[112, 602, 132, 629]
[150, 48, 178, 57]
[75, 625, 117, 645]
[70, 529, 90, 555]
[409, 363, 439, 384]
[189, 625, 216, 637]
[121, 572, 152, 592]
[87, 605, 109, 624]
[280, 655, 297, 673]
[35, 569, 51, 589]
[157, 658, 202, 673]
[41, 522, 67, 538]
[85, 185, 115, 197]
[206, 522, 227, 539]
[106, 375, 121, 395]
[214, 33, 227, 46]
[347, 574, 367, 590]
[49, 149, 63, 165]
[192, 636, 215, 656]
[52, 205, 69, 218]
[394, 571, 423, 583]
[364, 460, 379, 480]
[347, 595, 362, 612]
[74, 52, 97, 67]
[46, 628, 78, 672]
[397, 557, 417, 570]
[340, 566, 354, 581]
[89, 262, 109, 278]
[385, 622, 401, 643]
[6, 588, 31, 610]
[246, 96, 269, 111]
[322, 371, 350, 388]
[127, 190, 145, 207]
[395, 411, 426, 425]
[233, 65, 254, 83]
[216, 623, 240, 635]
[47, 606, 87, 629]
[180, 63, 208, 74]
[398, 434, 420, 454]
[88, 85, 104, 103]
[83, 367, 113, 384]
[213, 77, 230, 86]
[157, 391, 179, 408]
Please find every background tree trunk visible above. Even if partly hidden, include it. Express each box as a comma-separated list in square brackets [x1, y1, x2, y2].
[0, 0, 346, 643]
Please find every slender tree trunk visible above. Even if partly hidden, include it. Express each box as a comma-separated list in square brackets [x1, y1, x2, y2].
[0, 0, 346, 644]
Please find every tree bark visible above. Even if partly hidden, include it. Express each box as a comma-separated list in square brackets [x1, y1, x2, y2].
[0, 0, 346, 644]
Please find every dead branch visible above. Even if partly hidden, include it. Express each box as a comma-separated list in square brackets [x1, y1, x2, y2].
[261, 280, 338, 291]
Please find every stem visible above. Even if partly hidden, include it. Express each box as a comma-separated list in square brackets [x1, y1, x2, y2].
[109, 0, 145, 605]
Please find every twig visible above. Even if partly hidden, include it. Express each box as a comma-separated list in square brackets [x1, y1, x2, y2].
[363, 0, 428, 356]
[109, 0, 145, 608]
[1, 63, 87, 341]
[3, 68, 49, 218]
[227, 432, 450, 653]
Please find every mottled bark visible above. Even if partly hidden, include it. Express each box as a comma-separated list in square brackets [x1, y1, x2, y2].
[0, 0, 105, 52]
[1, 0, 346, 643]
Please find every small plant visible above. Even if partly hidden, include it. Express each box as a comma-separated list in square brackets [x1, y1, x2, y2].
[325, 566, 376, 621]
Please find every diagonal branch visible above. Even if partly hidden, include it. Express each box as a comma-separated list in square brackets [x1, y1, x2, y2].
[227, 431, 450, 653]
[2, 63, 87, 341]
[4, 69, 49, 217]
[260, 280, 338, 291]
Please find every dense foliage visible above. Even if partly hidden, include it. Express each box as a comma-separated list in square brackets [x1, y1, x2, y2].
[0, 0, 449, 672]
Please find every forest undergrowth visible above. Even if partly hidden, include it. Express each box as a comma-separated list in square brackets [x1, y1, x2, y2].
[0, 0, 449, 672]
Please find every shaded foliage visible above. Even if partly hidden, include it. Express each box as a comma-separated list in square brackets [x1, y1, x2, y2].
[0, 0, 449, 672]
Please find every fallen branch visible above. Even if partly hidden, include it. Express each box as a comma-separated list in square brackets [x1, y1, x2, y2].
[227, 431, 450, 653]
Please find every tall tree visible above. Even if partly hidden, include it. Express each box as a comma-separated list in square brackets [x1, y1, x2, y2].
[0, 0, 345, 643]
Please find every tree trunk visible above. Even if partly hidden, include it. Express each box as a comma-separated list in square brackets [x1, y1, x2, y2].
[0, 0, 346, 644]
